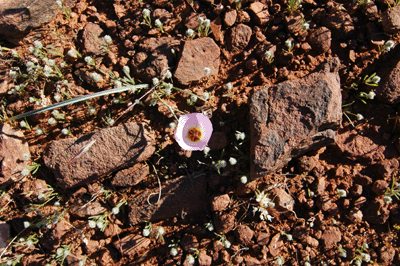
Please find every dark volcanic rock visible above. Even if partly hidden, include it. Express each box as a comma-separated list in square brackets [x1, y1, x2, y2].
[43, 122, 155, 189]
[128, 175, 207, 225]
[249, 58, 342, 179]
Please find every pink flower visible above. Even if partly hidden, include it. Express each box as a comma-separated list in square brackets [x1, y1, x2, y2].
[174, 113, 213, 151]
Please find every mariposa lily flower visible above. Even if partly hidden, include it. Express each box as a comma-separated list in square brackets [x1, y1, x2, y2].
[174, 113, 213, 151]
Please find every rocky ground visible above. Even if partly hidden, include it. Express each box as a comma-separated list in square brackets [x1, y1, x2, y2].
[1, 0, 400, 265]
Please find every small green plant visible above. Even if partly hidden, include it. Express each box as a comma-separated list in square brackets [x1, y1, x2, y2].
[264, 50, 274, 64]
[56, 0, 71, 20]
[379, 40, 395, 53]
[52, 245, 71, 265]
[155, 19, 164, 33]
[253, 189, 275, 222]
[142, 8, 152, 28]
[384, 176, 400, 203]
[338, 245, 347, 258]
[350, 243, 371, 266]
[197, 17, 211, 37]
[363, 73, 381, 87]
[214, 232, 231, 249]
[235, 0, 242, 10]
[223, 82, 234, 98]
[336, 189, 347, 198]
[284, 39, 294, 53]
[287, 0, 302, 14]
[186, 28, 195, 40]
[88, 211, 109, 232]
[357, 0, 371, 5]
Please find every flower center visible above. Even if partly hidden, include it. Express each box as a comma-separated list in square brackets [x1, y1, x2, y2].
[187, 127, 202, 142]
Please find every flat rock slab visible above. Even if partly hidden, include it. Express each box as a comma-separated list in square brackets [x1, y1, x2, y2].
[128, 175, 206, 225]
[0, 124, 30, 185]
[250, 58, 342, 179]
[43, 122, 155, 189]
[113, 234, 151, 256]
[174, 37, 220, 85]
[0, 0, 75, 42]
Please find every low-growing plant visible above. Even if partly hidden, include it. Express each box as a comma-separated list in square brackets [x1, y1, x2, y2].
[287, 0, 302, 14]
[384, 176, 400, 203]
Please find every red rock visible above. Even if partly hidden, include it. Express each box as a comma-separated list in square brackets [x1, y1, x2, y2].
[198, 249, 212, 266]
[113, 234, 151, 256]
[272, 187, 294, 212]
[234, 224, 254, 245]
[0, 124, 30, 186]
[372, 180, 389, 196]
[211, 194, 230, 212]
[321, 226, 341, 250]
[249, 2, 270, 26]
[256, 231, 270, 246]
[111, 163, 150, 187]
[224, 9, 237, 27]
[41, 220, 72, 250]
[250, 59, 342, 179]
[43, 122, 155, 189]
[307, 27, 332, 54]
[227, 23, 252, 51]
[382, 5, 400, 33]
[268, 233, 284, 257]
[213, 211, 236, 234]
[131, 37, 180, 83]
[174, 37, 220, 85]
[82, 22, 105, 55]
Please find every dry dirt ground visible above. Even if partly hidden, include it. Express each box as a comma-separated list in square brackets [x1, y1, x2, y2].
[1, 0, 400, 265]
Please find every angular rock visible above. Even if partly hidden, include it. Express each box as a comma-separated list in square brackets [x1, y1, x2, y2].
[113, 234, 151, 256]
[211, 194, 230, 212]
[382, 5, 400, 33]
[41, 219, 72, 251]
[322, 10, 355, 39]
[227, 23, 252, 51]
[198, 250, 212, 266]
[43, 122, 155, 189]
[250, 59, 342, 179]
[128, 175, 206, 225]
[307, 27, 332, 54]
[213, 211, 236, 234]
[111, 163, 150, 187]
[0, 124, 30, 186]
[376, 45, 400, 104]
[271, 187, 294, 212]
[174, 37, 220, 85]
[249, 2, 270, 26]
[131, 37, 180, 83]
[21, 179, 49, 203]
[82, 22, 105, 55]
[321, 226, 341, 250]
[224, 9, 237, 27]
[234, 224, 254, 245]
[363, 198, 390, 224]
[0, 0, 75, 42]
[268, 233, 284, 257]
[70, 201, 106, 218]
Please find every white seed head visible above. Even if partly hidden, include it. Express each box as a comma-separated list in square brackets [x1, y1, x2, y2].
[384, 195, 392, 204]
[198, 16, 204, 25]
[103, 35, 112, 44]
[203, 146, 210, 155]
[33, 40, 43, 49]
[170, 247, 178, 257]
[225, 82, 233, 90]
[203, 91, 210, 100]
[91, 72, 102, 82]
[235, 131, 245, 140]
[56, 0, 63, 8]
[190, 94, 198, 103]
[122, 65, 130, 77]
[9, 70, 17, 79]
[187, 254, 195, 264]
[223, 239, 231, 249]
[48, 59, 55, 66]
[21, 168, 30, 176]
[186, 28, 195, 38]
[157, 227, 165, 235]
[152, 77, 160, 86]
[204, 67, 211, 76]
[114, 80, 122, 88]
[61, 128, 69, 135]
[285, 39, 293, 49]
[19, 120, 27, 128]
[164, 70, 172, 79]
[169, 122, 177, 129]
[367, 91, 375, 100]
[48, 117, 57, 125]
[371, 75, 381, 84]
[88, 106, 96, 115]
[155, 19, 162, 28]
[356, 113, 364, 121]
[240, 176, 248, 184]
[384, 40, 395, 51]
[142, 228, 151, 237]
[84, 56, 95, 66]
[38, 193, 46, 201]
[302, 21, 310, 30]
[35, 127, 44, 135]
[96, 220, 104, 229]
[361, 253, 370, 262]
[88, 220, 96, 228]
[112, 207, 120, 215]
[229, 157, 237, 165]
[337, 189, 347, 198]
[204, 19, 210, 28]
[67, 49, 77, 58]
[142, 8, 151, 18]
[23, 221, 31, 228]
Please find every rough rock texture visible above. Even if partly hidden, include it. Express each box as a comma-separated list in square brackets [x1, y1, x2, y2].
[227, 23, 252, 51]
[174, 37, 220, 85]
[43, 122, 155, 189]
[81, 22, 105, 55]
[322, 10, 355, 39]
[111, 163, 150, 187]
[211, 194, 230, 212]
[321, 226, 341, 250]
[381, 5, 400, 33]
[128, 175, 207, 225]
[113, 234, 151, 256]
[0, 0, 75, 42]
[131, 37, 180, 83]
[249, 59, 342, 179]
[376, 45, 400, 104]
[0, 123, 30, 186]
[307, 26, 332, 54]
[249, 2, 270, 26]
[224, 9, 237, 27]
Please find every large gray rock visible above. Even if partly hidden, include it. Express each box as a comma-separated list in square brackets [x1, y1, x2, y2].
[0, 0, 75, 42]
[43, 122, 155, 189]
[174, 37, 220, 85]
[249, 58, 342, 179]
